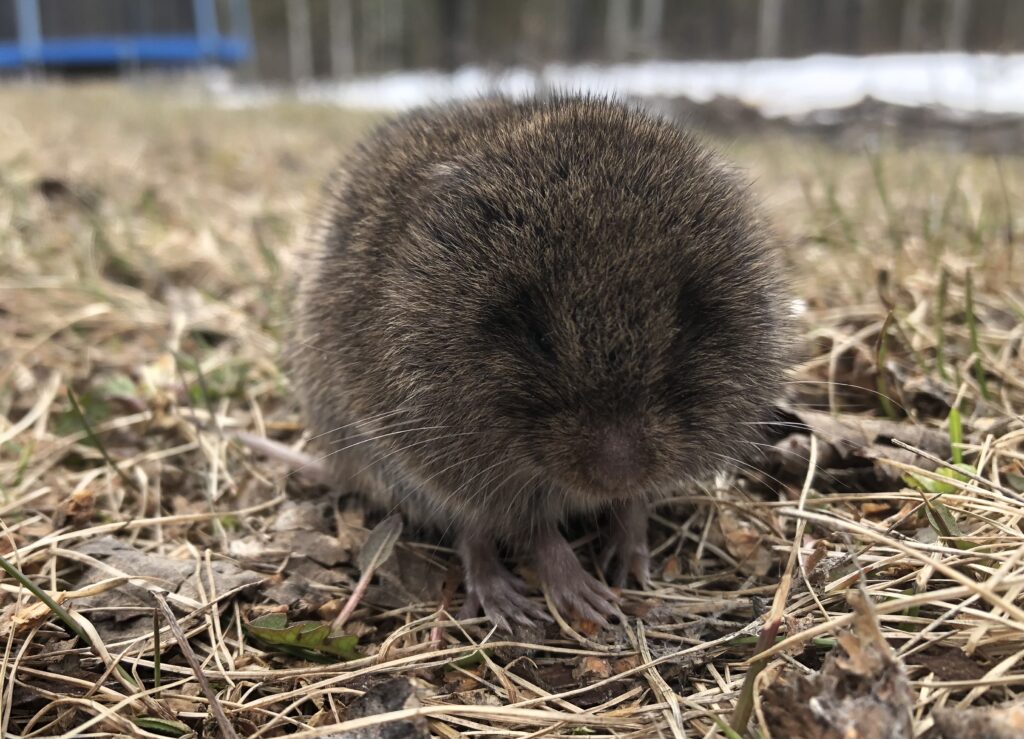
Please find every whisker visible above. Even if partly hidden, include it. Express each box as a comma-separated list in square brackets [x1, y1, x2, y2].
[306, 407, 426, 443]
[432, 452, 533, 544]
[321, 417, 439, 446]
[709, 451, 793, 492]
[284, 425, 448, 480]
[353, 432, 482, 478]
[737, 421, 813, 431]
[438, 455, 518, 512]
[744, 440, 842, 486]
[784, 379, 909, 413]
[386, 448, 499, 529]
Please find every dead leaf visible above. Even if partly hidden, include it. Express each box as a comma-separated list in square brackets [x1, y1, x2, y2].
[507, 657, 636, 708]
[573, 656, 613, 680]
[139, 352, 177, 399]
[661, 555, 682, 581]
[860, 502, 892, 516]
[445, 687, 502, 707]
[787, 407, 950, 460]
[368, 544, 447, 608]
[765, 406, 952, 490]
[329, 678, 429, 739]
[271, 499, 334, 533]
[762, 592, 913, 739]
[0, 593, 69, 638]
[801, 537, 829, 579]
[69, 537, 263, 641]
[356, 514, 403, 573]
[230, 500, 357, 593]
[718, 509, 772, 576]
[929, 703, 1024, 739]
[613, 654, 641, 673]
[52, 486, 97, 528]
[332, 515, 405, 630]
[908, 646, 987, 681]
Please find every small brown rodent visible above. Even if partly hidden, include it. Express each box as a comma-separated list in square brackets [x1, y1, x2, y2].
[292, 95, 790, 630]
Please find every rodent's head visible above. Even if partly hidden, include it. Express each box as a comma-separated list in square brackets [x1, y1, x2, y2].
[343, 99, 790, 509]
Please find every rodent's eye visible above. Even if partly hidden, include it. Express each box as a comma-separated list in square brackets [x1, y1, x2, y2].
[524, 315, 556, 360]
[479, 288, 556, 362]
[675, 284, 716, 345]
[514, 288, 556, 361]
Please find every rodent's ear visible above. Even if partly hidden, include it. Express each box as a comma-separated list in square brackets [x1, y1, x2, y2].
[426, 162, 525, 233]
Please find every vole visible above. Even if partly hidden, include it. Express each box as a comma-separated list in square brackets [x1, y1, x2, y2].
[291, 95, 791, 630]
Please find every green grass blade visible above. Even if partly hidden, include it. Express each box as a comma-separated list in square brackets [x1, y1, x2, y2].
[935, 268, 950, 380]
[67, 387, 140, 493]
[0, 553, 91, 645]
[964, 270, 990, 400]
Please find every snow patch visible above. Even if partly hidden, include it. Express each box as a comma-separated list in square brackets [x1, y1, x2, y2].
[212, 53, 1024, 119]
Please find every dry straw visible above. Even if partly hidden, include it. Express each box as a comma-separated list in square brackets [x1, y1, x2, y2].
[0, 84, 1021, 737]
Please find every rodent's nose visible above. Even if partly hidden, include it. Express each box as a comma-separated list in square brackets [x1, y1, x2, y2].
[590, 424, 643, 489]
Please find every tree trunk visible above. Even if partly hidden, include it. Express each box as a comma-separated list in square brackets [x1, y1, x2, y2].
[286, 0, 313, 82]
[606, 0, 632, 62]
[945, 0, 969, 50]
[639, 0, 663, 58]
[900, 0, 924, 51]
[757, 0, 783, 58]
[329, 0, 355, 78]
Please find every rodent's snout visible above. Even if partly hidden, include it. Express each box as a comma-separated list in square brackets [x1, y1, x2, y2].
[584, 421, 650, 494]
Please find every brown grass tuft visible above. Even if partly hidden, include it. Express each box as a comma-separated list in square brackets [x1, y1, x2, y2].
[1, 83, 1022, 737]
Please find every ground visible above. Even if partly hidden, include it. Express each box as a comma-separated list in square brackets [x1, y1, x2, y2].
[0, 83, 1022, 738]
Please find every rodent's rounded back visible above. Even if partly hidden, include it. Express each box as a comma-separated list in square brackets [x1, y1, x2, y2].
[294, 96, 791, 536]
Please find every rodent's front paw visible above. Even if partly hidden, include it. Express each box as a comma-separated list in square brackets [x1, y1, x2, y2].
[604, 540, 652, 590]
[534, 531, 622, 628]
[458, 568, 551, 632]
[601, 500, 652, 589]
[543, 567, 622, 628]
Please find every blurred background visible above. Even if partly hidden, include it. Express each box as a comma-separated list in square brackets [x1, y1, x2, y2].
[2, 0, 1023, 149]
[3, 0, 1024, 78]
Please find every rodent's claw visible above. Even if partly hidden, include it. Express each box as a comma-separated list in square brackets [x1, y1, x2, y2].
[604, 541, 652, 590]
[534, 530, 622, 628]
[603, 500, 653, 590]
[457, 531, 551, 631]
[458, 570, 551, 631]
[545, 570, 622, 629]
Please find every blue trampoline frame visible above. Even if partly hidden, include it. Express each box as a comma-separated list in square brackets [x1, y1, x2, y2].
[0, 0, 250, 69]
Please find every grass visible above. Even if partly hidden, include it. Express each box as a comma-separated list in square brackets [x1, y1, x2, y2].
[1, 82, 1022, 737]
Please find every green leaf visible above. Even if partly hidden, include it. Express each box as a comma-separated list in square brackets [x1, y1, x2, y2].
[245, 614, 360, 662]
[947, 406, 964, 465]
[248, 612, 287, 629]
[447, 649, 489, 669]
[52, 390, 112, 438]
[97, 371, 138, 399]
[923, 502, 960, 539]
[905, 465, 976, 551]
[133, 717, 190, 737]
[902, 465, 974, 495]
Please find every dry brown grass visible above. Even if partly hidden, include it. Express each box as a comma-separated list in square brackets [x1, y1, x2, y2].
[0, 82, 1022, 738]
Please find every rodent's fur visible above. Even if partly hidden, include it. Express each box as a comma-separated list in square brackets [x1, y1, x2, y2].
[292, 95, 790, 621]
